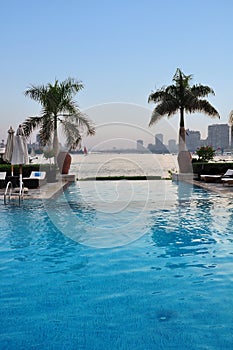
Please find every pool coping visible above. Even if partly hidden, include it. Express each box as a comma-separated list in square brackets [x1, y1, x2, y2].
[0, 177, 74, 202]
[1, 175, 233, 203]
[183, 178, 233, 198]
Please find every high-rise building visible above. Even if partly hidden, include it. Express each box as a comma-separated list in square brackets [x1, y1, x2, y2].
[168, 139, 177, 153]
[186, 129, 201, 152]
[147, 133, 169, 153]
[155, 133, 163, 145]
[208, 124, 229, 150]
[136, 139, 144, 152]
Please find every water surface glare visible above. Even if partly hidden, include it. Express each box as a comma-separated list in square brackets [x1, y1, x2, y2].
[0, 181, 233, 349]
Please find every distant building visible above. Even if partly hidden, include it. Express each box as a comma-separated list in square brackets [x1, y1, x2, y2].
[186, 129, 201, 152]
[199, 138, 208, 147]
[155, 133, 163, 145]
[168, 139, 177, 153]
[136, 139, 144, 152]
[147, 133, 169, 153]
[207, 124, 229, 151]
[154, 133, 168, 153]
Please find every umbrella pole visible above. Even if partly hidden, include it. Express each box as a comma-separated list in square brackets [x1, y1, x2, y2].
[19, 165, 23, 193]
[11, 165, 14, 177]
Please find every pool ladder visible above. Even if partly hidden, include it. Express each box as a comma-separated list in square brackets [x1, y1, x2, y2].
[4, 181, 25, 205]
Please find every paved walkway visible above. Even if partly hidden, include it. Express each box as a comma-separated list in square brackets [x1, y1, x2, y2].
[0, 176, 75, 202]
[187, 179, 233, 198]
[1, 176, 233, 203]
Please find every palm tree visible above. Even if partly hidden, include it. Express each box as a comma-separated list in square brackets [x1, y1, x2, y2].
[229, 110, 233, 149]
[148, 69, 220, 171]
[23, 78, 95, 159]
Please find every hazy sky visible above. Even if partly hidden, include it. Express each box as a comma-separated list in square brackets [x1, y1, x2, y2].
[1, 0, 233, 148]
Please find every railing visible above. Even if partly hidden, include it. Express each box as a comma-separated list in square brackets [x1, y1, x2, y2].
[4, 181, 25, 205]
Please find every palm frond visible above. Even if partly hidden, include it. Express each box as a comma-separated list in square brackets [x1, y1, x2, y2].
[59, 99, 78, 116]
[149, 109, 166, 126]
[22, 116, 43, 137]
[39, 113, 54, 146]
[63, 112, 95, 136]
[62, 78, 84, 96]
[24, 85, 47, 103]
[186, 99, 220, 118]
[59, 119, 82, 150]
[149, 101, 179, 126]
[148, 68, 220, 131]
[148, 87, 169, 103]
[190, 85, 215, 98]
[173, 68, 193, 89]
[24, 78, 95, 147]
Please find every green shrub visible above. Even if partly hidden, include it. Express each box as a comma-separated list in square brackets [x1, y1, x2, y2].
[0, 163, 57, 177]
[196, 145, 216, 162]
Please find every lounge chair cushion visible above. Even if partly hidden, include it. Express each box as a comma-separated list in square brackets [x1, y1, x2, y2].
[0, 171, 7, 189]
[27, 171, 46, 180]
[223, 169, 233, 177]
[23, 171, 47, 188]
[222, 178, 233, 186]
[0, 172, 6, 180]
[200, 169, 233, 183]
[200, 175, 222, 183]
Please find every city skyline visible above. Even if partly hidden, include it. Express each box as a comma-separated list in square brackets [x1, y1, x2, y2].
[1, 122, 231, 154]
[1, 1, 233, 144]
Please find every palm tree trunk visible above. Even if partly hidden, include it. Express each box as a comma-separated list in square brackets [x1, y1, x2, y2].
[178, 107, 186, 152]
[53, 115, 59, 164]
[178, 107, 192, 173]
[231, 125, 233, 149]
[179, 127, 186, 152]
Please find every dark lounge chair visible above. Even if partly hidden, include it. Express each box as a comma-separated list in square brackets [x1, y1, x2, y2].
[22, 171, 47, 189]
[0, 172, 6, 189]
[200, 169, 233, 183]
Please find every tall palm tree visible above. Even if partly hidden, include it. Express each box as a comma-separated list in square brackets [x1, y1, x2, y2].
[23, 78, 95, 159]
[229, 110, 233, 149]
[148, 69, 220, 154]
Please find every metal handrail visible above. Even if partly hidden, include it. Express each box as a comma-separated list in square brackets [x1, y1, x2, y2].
[4, 181, 13, 204]
[4, 181, 24, 205]
[19, 183, 25, 204]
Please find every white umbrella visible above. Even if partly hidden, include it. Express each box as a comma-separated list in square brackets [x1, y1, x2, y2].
[11, 125, 29, 191]
[3, 126, 15, 176]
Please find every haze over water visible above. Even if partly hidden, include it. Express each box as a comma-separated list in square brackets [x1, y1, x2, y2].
[69, 153, 179, 179]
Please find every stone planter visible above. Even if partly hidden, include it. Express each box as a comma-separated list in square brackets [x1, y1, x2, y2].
[46, 169, 57, 183]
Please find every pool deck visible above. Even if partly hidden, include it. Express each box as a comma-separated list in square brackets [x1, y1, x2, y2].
[0, 174, 76, 202]
[1, 174, 233, 203]
[186, 179, 233, 197]
[172, 172, 233, 197]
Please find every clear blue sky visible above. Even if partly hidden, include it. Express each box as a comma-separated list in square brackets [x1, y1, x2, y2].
[1, 0, 233, 147]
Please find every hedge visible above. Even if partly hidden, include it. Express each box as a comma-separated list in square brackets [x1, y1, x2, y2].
[0, 164, 57, 177]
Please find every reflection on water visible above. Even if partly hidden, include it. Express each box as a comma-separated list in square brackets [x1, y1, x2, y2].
[151, 182, 221, 258]
[1, 180, 233, 349]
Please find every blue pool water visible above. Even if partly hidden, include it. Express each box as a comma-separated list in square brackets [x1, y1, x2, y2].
[0, 181, 233, 349]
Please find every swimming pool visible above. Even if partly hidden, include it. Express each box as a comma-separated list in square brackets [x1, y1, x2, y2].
[0, 181, 233, 349]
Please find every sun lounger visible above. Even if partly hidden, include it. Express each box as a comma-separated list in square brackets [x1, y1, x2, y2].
[200, 174, 222, 183]
[0, 172, 6, 188]
[222, 178, 233, 186]
[22, 171, 47, 188]
[200, 169, 233, 183]
[221, 169, 233, 186]
[222, 169, 233, 177]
